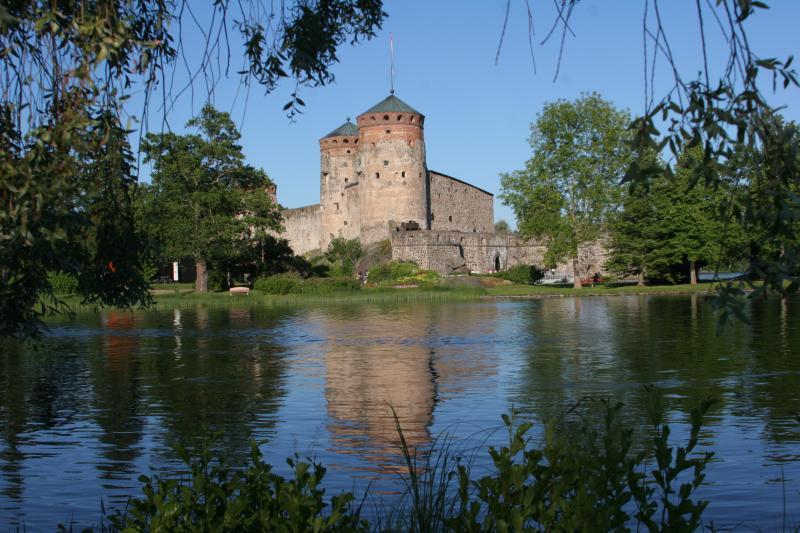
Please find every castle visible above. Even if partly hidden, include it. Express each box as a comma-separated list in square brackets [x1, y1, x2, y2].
[274, 93, 607, 275]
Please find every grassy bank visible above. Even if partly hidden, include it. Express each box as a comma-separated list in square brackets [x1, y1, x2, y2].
[485, 281, 720, 298]
[55, 280, 728, 314]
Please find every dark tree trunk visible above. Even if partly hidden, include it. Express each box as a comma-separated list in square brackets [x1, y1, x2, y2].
[689, 260, 697, 285]
[196, 260, 208, 293]
[572, 256, 582, 289]
[637, 271, 645, 287]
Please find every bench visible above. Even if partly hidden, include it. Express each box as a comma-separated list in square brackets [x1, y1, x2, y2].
[579, 276, 604, 287]
[229, 287, 250, 296]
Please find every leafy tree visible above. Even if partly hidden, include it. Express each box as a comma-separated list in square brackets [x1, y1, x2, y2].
[608, 146, 748, 285]
[324, 237, 363, 276]
[645, 148, 726, 284]
[1, 109, 149, 337]
[494, 220, 512, 235]
[0, 1, 385, 337]
[606, 187, 658, 286]
[500, 94, 631, 288]
[140, 105, 281, 293]
[725, 117, 800, 295]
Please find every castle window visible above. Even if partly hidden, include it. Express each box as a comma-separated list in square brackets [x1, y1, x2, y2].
[346, 150, 351, 153]
[376, 172, 380, 179]
[397, 115, 403, 121]
[401, 171, 405, 178]
[343, 139, 349, 143]
[344, 221, 348, 225]
[449, 215, 453, 222]
[333, 140, 337, 144]
[431, 213, 435, 221]
[411, 116, 416, 123]
[355, 139, 359, 144]
[383, 160, 389, 166]
[385, 129, 391, 134]
[370, 115, 376, 121]
[334, 203, 339, 211]
[383, 115, 389, 120]
[344, 178, 348, 183]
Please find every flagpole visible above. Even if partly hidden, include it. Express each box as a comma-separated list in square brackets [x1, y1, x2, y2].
[390, 33, 395, 95]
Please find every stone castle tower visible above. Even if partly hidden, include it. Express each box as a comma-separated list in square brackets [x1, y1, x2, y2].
[317, 94, 428, 249]
[274, 91, 609, 276]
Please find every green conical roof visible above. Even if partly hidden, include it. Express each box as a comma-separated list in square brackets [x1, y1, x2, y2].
[360, 94, 422, 116]
[323, 120, 358, 138]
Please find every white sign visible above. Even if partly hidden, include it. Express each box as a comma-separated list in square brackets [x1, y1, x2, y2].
[172, 262, 179, 281]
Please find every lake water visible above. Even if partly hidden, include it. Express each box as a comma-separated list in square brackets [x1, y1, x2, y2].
[1, 295, 799, 529]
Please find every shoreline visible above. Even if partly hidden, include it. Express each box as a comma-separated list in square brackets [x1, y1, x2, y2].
[52, 281, 731, 314]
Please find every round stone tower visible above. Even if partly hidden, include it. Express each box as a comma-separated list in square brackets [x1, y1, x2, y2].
[319, 120, 359, 249]
[356, 94, 428, 243]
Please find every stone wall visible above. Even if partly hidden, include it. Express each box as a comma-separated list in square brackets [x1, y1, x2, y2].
[429, 171, 494, 233]
[280, 204, 321, 255]
[390, 228, 609, 276]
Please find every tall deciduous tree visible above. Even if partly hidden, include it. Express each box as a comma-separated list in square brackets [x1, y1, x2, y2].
[608, 146, 748, 285]
[1, 1, 385, 337]
[500, 94, 631, 288]
[141, 105, 281, 293]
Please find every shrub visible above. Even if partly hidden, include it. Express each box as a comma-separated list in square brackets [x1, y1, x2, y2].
[254, 274, 360, 295]
[109, 440, 367, 532]
[493, 264, 544, 285]
[105, 396, 715, 532]
[325, 237, 363, 277]
[304, 276, 361, 293]
[207, 269, 228, 291]
[254, 273, 304, 295]
[47, 272, 79, 295]
[367, 261, 418, 284]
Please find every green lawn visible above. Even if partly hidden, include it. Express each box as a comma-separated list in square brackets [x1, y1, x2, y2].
[486, 282, 721, 297]
[55, 279, 731, 314]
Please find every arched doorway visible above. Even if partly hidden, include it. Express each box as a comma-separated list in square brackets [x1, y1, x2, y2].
[494, 254, 501, 271]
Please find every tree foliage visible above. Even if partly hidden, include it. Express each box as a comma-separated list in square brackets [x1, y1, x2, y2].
[1, 109, 149, 337]
[140, 104, 281, 292]
[325, 237, 364, 277]
[608, 146, 747, 284]
[493, 220, 512, 235]
[0, 1, 385, 336]
[500, 94, 631, 287]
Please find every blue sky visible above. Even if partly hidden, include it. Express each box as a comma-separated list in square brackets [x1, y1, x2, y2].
[137, 1, 800, 227]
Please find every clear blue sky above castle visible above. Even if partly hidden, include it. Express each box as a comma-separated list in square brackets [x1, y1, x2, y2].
[136, 1, 800, 227]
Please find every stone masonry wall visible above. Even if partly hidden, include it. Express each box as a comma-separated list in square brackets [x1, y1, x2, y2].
[280, 204, 321, 255]
[390, 228, 609, 276]
[429, 171, 494, 233]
